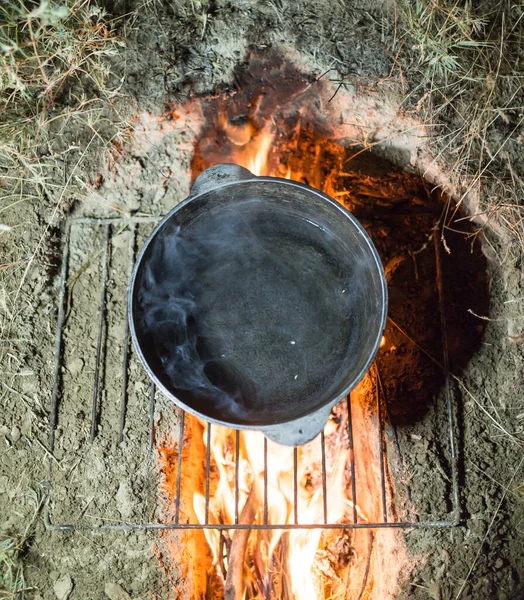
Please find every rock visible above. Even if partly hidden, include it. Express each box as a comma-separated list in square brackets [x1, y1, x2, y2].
[53, 574, 73, 600]
[105, 583, 132, 600]
[10, 426, 21, 443]
[115, 482, 134, 520]
[21, 377, 37, 394]
[134, 381, 146, 394]
[67, 357, 84, 376]
[21, 413, 32, 438]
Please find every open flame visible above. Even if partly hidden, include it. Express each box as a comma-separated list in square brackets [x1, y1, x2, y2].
[156, 107, 410, 600]
[193, 420, 353, 600]
[195, 112, 308, 184]
[214, 118, 276, 179]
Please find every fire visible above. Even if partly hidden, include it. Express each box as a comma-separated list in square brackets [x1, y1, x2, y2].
[157, 383, 406, 599]
[156, 109, 410, 600]
[217, 112, 276, 177]
[191, 126, 353, 598]
[192, 423, 354, 600]
[287, 447, 350, 600]
[246, 130, 274, 177]
[194, 111, 310, 184]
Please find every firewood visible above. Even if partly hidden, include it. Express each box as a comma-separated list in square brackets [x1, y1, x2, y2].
[224, 486, 258, 600]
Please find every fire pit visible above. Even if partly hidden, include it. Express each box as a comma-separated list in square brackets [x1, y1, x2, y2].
[44, 53, 489, 600]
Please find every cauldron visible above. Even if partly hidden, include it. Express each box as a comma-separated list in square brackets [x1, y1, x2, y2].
[129, 164, 387, 446]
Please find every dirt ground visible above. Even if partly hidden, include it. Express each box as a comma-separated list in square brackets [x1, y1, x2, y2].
[1, 1, 523, 599]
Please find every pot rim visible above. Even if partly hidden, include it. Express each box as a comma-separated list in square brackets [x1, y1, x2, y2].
[128, 172, 388, 433]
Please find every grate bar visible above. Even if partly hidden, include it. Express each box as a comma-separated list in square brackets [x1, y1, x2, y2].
[91, 224, 111, 441]
[44, 509, 459, 531]
[376, 370, 388, 523]
[346, 395, 358, 524]
[205, 424, 212, 523]
[174, 409, 185, 525]
[119, 223, 136, 443]
[71, 216, 160, 225]
[119, 329, 131, 443]
[46, 217, 462, 533]
[293, 447, 298, 524]
[263, 437, 268, 525]
[433, 235, 460, 518]
[320, 432, 328, 525]
[148, 383, 156, 452]
[235, 429, 240, 525]
[376, 365, 409, 519]
[49, 222, 70, 453]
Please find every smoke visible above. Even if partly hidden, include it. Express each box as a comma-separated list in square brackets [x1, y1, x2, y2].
[137, 219, 248, 416]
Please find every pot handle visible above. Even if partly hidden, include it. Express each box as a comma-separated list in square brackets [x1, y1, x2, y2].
[260, 403, 334, 447]
[189, 163, 254, 197]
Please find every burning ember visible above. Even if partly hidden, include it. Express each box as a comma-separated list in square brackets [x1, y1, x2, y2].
[154, 82, 411, 598]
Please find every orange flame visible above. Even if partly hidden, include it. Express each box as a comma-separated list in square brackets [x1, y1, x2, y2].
[217, 111, 276, 177]
[247, 130, 275, 176]
[156, 113, 410, 600]
[193, 421, 358, 599]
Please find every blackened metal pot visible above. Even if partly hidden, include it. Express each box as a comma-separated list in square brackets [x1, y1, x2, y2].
[129, 164, 387, 446]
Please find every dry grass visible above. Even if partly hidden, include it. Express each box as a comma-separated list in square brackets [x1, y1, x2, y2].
[0, 0, 134, 358]
[400, 0, 524, 509]
[399, 0, 524, 249]
[1, 1, 120, 140]
[0, 536, 27, 599]
[0, 487, 44, 599]
[0, 0, 132, 216]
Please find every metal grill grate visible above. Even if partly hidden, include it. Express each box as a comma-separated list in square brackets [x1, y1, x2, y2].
[44, 216, 461, 532]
